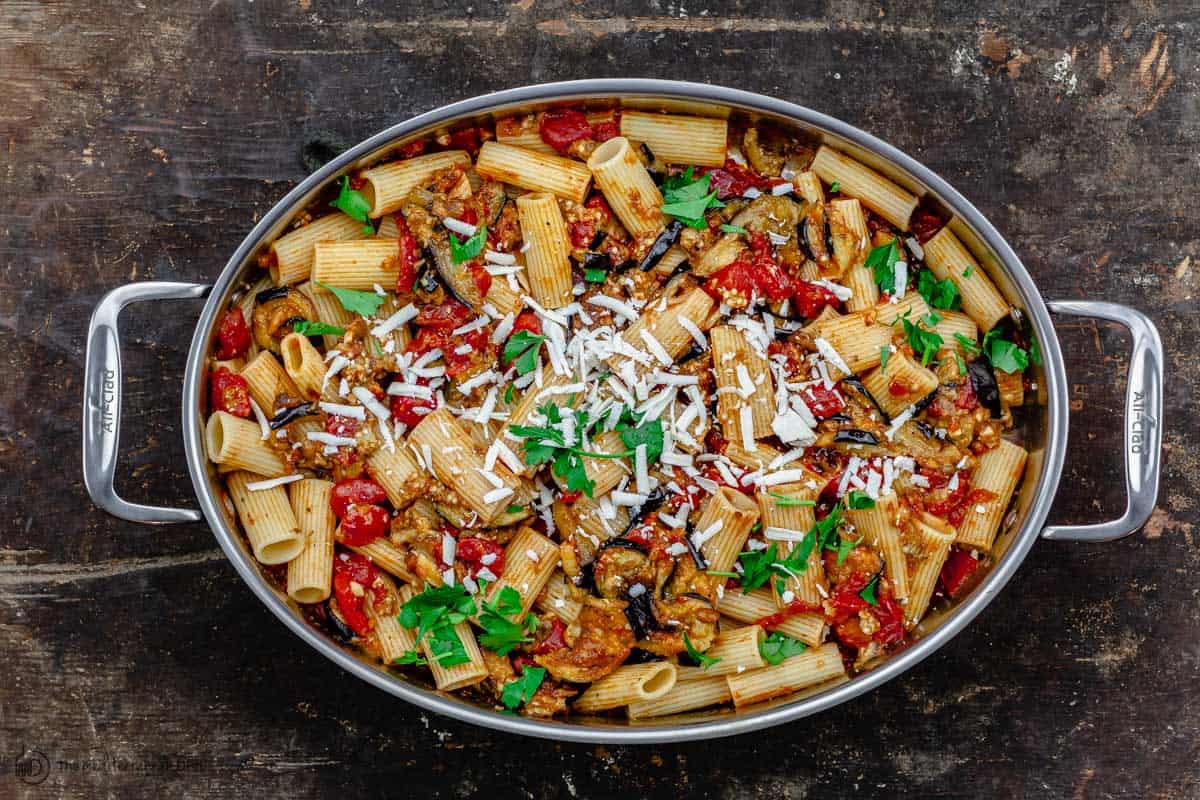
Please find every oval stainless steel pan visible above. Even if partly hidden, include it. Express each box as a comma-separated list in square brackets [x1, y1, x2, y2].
[81, 79, 1164, 743]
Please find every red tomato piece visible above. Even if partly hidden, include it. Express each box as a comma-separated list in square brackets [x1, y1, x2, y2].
[538, 108, 595, 154]
[397, 140, 426, 159]
[325, 414, 360, 438]
[394, 214, 421, 294]
[339, 503, 390, 546]
[215, 308, 252, 360]
[210, 368, 252, 417]
[467, 262, 492, 298]
[746, 232, 794, 302]
[698, 158, 771, 200]
[455, 536, 506, 579]
[331, 551, 387, 636]
[704, 253, 759, 307]
[567, 220, 596, 249]
[870, 595, 907, 646]
[415, 298, 473, 330]
[390, 388, 438, 427]
[533, 617, 569, 655]
[793, 280, 839, 319]
[940, 549, 982, 598]
[956, 376, 979, 410]
[584, 194, 612, 221]
[925, 470, 971, 517]
[512, 310, 542, 337]
[798, 383, 846, 419]
[558, 489, 583, 505]
[330, 477, 389, 519]
[910, 208, 943, 244]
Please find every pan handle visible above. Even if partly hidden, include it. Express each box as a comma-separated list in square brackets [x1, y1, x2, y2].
[83, 282, 211, 524]
[1041, 301, 1163, 542]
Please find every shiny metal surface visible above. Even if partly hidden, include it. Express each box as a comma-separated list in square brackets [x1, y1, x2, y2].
[82, 80, 1162, 742]
[1041, 301, 1164, 542]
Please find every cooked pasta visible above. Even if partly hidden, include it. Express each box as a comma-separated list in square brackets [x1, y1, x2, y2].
[205, 104, 1036, 720]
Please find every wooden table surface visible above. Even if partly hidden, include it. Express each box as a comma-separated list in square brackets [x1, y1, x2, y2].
[2, 2, 1197, 797]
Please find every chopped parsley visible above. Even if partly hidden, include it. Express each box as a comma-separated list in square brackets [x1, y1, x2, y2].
[880, 346, 892, 371]
[392, 650, 429, 666]
[962, 266, 974, 278]
[505, 504, 525, 515]
[720, 223, 748, 234]
[916, 269, 960, 310]
[316, 281, 387, 317]
[829, 181, 841, 194]
[759, 633, 807, 665]
[398, 584, 477, 667]
[330, 176, 375, 234]
[504, 384, 516, 404]
[502, 329, 546, 376]
[660, 167, 725, 229]
[832, 532, 862, 565]
[619, 419, 665, 464]
[986, 337, 1029, 373]
[768, 491, 815, 508]
[954, 333, 981, 354]
[846, 490, 875, 510]
[584, 267, 608, 283]
[683, 631, 721, 670]
[902, 315, 944, 366]
[292, 319, 346, 337]
[500, 666, 546, 711]
[865, 239, 901, 293]
[478, 586, 538, 656]
[859, 575, 880, 606]
[449, 223, 487, 264]
[1028, 332, 1043, 366]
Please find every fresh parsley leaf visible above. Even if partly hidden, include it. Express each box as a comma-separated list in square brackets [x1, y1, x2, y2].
[829, 181, 841, 194]
[962, 266, 974, 278]
[916, 269, 960, 310]
[500, 666, 546, 711]
[987, 337, 1029, 373]
[502, 329, 545, 376]
[859, 575, 880, 606]
[832, 533, 861, 564]
[292, 319, 345, 337]
[392, 650, 428, 666]
[759, 632, 807, 665]
[315, 281, 387, 317]
[504, 384, 516, 404]
[683, 631, 721, 670]
[505, 504, 525, 514]
[1029, 332, 1043, 367]
[720, 223, 748, 234]
[954, 333, 981, 354]
[902, 316, 944, 366]
[399, 584, 476, 667]
[331, 175, 374, 233]
[660, 168, 725, 229]
[768, 491, 815, 508]
[619, 420, 664, 464]
[478, 586, 537, 656]
[865, 240, 900, 293]
[449, 224, 487, 265]
[954, 352, 967, 375]
[584, 267, 608, 283]
[846, 490, 875, 510]
[552, 447, 594, 496]
[880, 346, 891, 371]
[705, 570, 740, 578]
[738, 543, 780, 593]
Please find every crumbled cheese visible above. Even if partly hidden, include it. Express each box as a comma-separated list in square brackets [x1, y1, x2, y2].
[245, 474, 304, 491]
[443, 217, 477, 237]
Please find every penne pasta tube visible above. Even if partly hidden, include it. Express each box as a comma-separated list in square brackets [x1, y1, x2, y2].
[872, 291, 930, 327]
[718, 587, 825, 646]
[475, 141, 592, 204]
[724, 439, 782, 472]
[995, 367, 1025, 407]
[494, 114, 556, 154]
[794, 171, 825, 205]
[627, 674, 732, 719]
[861, 350, 939, 419]
[240, 351, 301, 414]
[904, 513, 957, 627]
[827, 198, 871, 276]
[710, 325, 774, 443]
[934, 310, 979, 355]
[516, 193, 574, 309]
[922, 227, 1010, 331]
[408, 409, 520, 525]
[279, 332, 328, 401]
[346, 536, 416, 584]
[206, 411, 288, 477]
[845, 493, 909, 602]
[726, 642, 847, 708]
[311, 239, 401, 291]
[225, 470, 304, 564]
[812, 312, 894, 376]
[573, 662, 677, 713]
[956, 439, 1027, 550]
[611, 287, 715, 374]
[270, 213, 370, 285]
[535, 570, 584, 623]
[810, 146, 919, 231]
[757, 479, 827, 606]
[694, 487, 760, 573]
[360, 150, 472, 217]
[396, 586, 489, 691]
[286, 478, 336, 604]
[365, 445, 425, 511]
[586, 136, 665, 237]
[678, 625, 765, 679]
[618, 110, 728, 166]
[483, 527, 559, 615]
[369, 574, 419, 666]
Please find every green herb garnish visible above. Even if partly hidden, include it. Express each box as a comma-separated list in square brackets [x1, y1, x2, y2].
[478, 586, 538, 656]
[504, 384, 516, 404]
[880, 346, 891, 371]
[500, 666, 546, 711]
[584, 267, 608, 283]
[502, 329, 545, 376]
[846, 490, 875, 510]
[954, 333, 981, 354]
[829, 181, 841, 194]
[683, 631, 721, 670]
[916, 270, 960, 310]
[315, 281, 387, 317]
[392, 650, 429, 666]
[859, 575, 880, 606]
[505, 504, 525, 514]
[986, 334, 1029, 373]
[660, 168, 725, 229]
[768, 491, 816, 508]
[902, 316, 944, 366]
[720, 223, 748, 234]
[619, 419, 664, 465]
[292, 320, 346, 337]
[865, 239, 901, 293]
[759, 633, 807, 665]
[331, 176, 375, 234]
[398, 584, 477, 667]
[449, 223, 487, 265]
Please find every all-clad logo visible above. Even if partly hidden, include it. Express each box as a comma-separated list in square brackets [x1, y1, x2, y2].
[1130, 390, 1155, 454]
[101, 369, 116, 433]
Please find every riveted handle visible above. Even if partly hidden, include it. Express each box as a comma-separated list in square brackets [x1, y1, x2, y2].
[1041, 301, 1163, 542]
[83, 282, 211, 524]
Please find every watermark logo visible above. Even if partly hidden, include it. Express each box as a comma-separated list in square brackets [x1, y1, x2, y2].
[14, 750, 50, 785]
[1130, 390, 1156, 455]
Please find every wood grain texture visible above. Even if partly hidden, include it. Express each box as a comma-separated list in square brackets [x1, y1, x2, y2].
[2, 1, 1198, 797]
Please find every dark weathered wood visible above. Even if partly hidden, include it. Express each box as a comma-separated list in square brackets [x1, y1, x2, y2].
[1, 1, 1197, 797]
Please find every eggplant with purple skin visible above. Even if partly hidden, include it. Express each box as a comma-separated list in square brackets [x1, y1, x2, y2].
[834, 429, 880, 447]
[968, 359, 1003, 418]
[252, 286, 317, 353]
[594, 538, 656, 600]
[269, 402, 317, 430]
[623, 591, 659, 641]
[637, 220, 683, 271]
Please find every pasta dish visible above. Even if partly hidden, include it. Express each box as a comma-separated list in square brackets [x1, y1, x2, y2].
[203, 103, 1034, 718]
